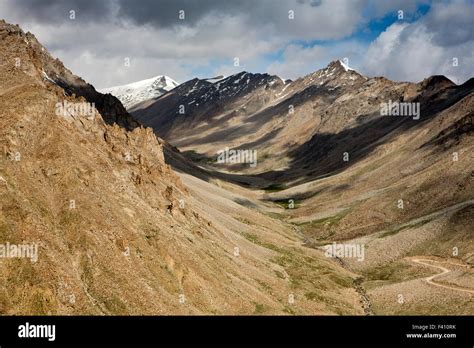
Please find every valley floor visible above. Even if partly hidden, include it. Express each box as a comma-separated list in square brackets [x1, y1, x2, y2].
[184, 165, 474, 315]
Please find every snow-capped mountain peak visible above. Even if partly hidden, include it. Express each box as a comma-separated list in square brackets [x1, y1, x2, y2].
[100, 75, 179, 109]
[338, 59, 354, 72]
[324, 60, 356, 74]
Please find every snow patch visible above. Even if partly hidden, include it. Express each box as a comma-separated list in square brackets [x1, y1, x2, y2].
[100, 75, 179, 109]
[42, 70, 57, 85]
[338, 60, 354, 72]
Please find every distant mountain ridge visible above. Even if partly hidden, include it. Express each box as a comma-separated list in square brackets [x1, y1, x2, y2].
[129, 60, 370, 152]
[129, 59, 472, 187]
[100, 75, 179, 109]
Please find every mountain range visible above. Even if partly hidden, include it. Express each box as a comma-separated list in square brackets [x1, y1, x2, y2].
[1, 19, 473, 315]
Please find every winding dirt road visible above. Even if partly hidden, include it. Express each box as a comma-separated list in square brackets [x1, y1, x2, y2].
[410, 258, 474, 295]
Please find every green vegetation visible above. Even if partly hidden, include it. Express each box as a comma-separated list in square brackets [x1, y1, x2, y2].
[234, 216, 254, 225]
[282, 306, 296, 314]
[182, 150, 214, 164]
[264, 211, 286, 220]
[363, 260, 434, 290]
[263, 183, 285, 192]
[273, 248, 342, 291]
[378, 218, 432, 239]
[99, 293, 128, 313]
[274, 270, 285, 279]
[241, 232, 283, 253]
[253, 303, 266, 314]
[59, 209, 82, 226]
[272, 199, 301, 209]
[241, 230, 353, 312]
[297, 209, 350, 228]
[0, 222, 13, 243]
[29, 290, 56, 315]
[295, 209, 350, 240]
[305, 291, 325, 302]
[256, 279, 272, 292]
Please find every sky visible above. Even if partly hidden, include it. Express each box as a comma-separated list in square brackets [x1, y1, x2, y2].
[1, 0, 472, 88]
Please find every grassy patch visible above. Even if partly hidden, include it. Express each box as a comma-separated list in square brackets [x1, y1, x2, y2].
[243, 230, 355, 314]
[256, 279, 272, 292]
[363, 260, 434, 290]
[282, 306, 296, 314]
[241, 232, 282, 253]
[264, 211, 286, 220]
[274, 270, 285, 279]
[234, 216, 254, 225]
[295, 209, 350, 240]
[0, 222, 14, 243]
[182, 150, 214, 164]
[273, 249, 335, 292]
[272, 199, 301, 209]
[305, 292, 325, 302]
[297, 210, 349, 228]
[378, 218, 432, 239]
[253, 303, 266, 314]
[263, 183, 285, 193]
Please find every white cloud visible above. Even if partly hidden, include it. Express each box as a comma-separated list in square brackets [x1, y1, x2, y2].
[266, 44, 327, 79]
[363, 1, 474, 84]
[22, 18, 283, 88]
[1, 0, 471, 87]
[0, 0, 369, 87]
[266, 41, 367, 80]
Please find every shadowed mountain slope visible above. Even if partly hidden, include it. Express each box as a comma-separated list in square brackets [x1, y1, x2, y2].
[0, 20, 362, 315]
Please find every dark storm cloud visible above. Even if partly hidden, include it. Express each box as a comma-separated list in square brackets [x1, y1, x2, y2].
[5, 0, 326, 28]
[2, 0, 471, 87]
[115, 0, 259, 28]
[5, 0, 113, 23]
[116, 0, 330, 30]
[298, 0, 322, 7]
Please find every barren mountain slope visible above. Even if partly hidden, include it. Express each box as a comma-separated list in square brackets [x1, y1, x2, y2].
[267, 83, 473, 240]
[262, 78, 474, 314]
[0, 20, 362, 315]
[129, 53, 473, 315]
